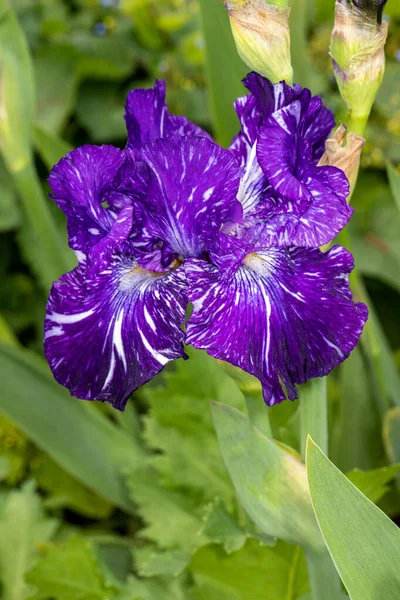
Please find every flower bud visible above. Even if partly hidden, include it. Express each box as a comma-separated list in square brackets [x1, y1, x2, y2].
[318, 124, 365, 192]
[330, 0, 388, 135]
[224, 0, 293, 85]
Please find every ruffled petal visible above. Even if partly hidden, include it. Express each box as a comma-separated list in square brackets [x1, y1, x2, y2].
[48, 145, 124, 255]
[253, 122, 352, 246]
[125, 80, 211, 151]
[298, 96, 335, 161]
[242, 73, 303, 116]
[131, 136, 241, 261]
[242, 73, 334, 160]
[44, 256, 187, 410]
[185, 246, 368, 406]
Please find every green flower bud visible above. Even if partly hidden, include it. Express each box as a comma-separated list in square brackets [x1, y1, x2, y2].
[330, 0, 388, 135]
[224, 0, 293, 85]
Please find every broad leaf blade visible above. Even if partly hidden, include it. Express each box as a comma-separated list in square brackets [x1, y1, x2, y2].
[307, 438, 400, 600]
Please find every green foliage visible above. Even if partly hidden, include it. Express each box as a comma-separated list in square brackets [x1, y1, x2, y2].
[201, 498, 246, 554]
[0, 414, 30, 485]
[0, 482, 58, 600]
[26, 537, 119, 600]
[307, 439, 400, 600]
[141, 349, 245, 506]
[347, 464, 400, 504]
[31, 454, 113, 519]
[190, 539, 309, 600]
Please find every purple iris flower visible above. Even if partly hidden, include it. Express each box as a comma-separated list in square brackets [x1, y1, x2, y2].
[45, 75, 368, 410]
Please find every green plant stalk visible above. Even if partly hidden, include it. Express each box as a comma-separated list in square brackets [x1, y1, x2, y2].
[306, 549, 344, 600]
[299, 378, 328, 460]
[244, 393, 272, 438]
[347, 113, 369, 138]
[12, 159, 74, 290]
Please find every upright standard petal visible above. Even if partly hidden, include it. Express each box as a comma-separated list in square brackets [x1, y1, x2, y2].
[129, 136, 241, 262]
[251, 119, 352, 247]
[44, 256, 187, 410]
[242, 72, 334, 159]
[125, 80, 211, 151]
[243, 72, 302, 116]
[185, 246, 368, 406]
[48, 145, 124, 255]
[229, 73, 345, 248]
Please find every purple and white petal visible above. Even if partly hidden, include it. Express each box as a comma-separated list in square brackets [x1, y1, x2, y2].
[185, 246, 368, 406]
[87, 205, 133, 277]
[125, 80, 211, 151]
[167, 114, 212, 141]
[49, 145, 124, 254]
[299, 96, 335, 161]
[125, 81, 169, 151]
[133, 136, 241, 260]
[45, 256, 187, 410]
[252, 124, 351, 246]
[230, 94, 261, 166]
[242, 72, 304, 116]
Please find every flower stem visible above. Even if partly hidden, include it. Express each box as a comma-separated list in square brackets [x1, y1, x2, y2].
[299, 377, 328, 460]
[300, 380, 343, 597]
[347, 112, 369, 138]
[245, 393, 272, 438]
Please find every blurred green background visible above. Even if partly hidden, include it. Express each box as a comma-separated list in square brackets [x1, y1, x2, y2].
[1, 1, 400, 598]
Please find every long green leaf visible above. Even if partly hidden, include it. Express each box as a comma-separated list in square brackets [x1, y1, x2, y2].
[0, 343, 144, 513]
[199, 0, 247, 146]
[307, 438, 400, 600]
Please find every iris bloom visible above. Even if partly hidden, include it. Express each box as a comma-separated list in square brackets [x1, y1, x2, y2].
[45, 76, 367, 410]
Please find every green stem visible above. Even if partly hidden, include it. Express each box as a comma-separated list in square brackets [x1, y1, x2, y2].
[299, 377, 328, 460]
[306, 550, 344, 600]
[347, 112, 369, 137]
[245, 393, 272, 438]
[12, 160, 75, 291]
